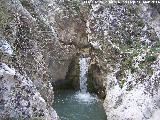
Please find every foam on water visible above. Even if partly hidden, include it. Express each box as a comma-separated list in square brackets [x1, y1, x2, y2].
[53, 57, 107, 120]
[78, 57, 98, 103]
[74, 92, 98, 103]
[53, 90, 107, 120]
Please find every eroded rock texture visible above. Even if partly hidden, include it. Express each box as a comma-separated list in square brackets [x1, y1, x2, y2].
[0, 63, 58, 120]
[87, 1, 160, 120]
[0, 0, 89, 119]
[0, 0, 160, 119]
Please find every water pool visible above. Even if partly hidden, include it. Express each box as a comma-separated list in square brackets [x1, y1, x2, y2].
[53, 90, 107, 120]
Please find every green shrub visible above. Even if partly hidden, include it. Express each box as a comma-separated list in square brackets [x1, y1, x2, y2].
[122, 58, 132, 69]
[145, 55, 157, 63]
[119, 79, 125, 89]
[125, 38, 133, 46]
[137, 20, 145, 28]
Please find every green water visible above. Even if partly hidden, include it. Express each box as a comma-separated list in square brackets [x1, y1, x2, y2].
[53, 90, 107, 120]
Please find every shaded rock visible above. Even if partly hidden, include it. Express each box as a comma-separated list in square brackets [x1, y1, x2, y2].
[87, 63, 106, 99]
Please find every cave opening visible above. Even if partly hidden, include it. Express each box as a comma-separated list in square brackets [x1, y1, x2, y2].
[52, 53, 107, 120]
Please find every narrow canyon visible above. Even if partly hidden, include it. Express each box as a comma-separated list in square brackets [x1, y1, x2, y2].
[0, 0, 160, 120]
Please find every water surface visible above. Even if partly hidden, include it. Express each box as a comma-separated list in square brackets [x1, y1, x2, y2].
[53, 90, 107, 120]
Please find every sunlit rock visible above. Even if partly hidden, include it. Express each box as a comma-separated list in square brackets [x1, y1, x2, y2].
[0, 63, 58, 119]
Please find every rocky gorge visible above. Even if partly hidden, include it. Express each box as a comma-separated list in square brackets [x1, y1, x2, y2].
[0, 0, 160, 120]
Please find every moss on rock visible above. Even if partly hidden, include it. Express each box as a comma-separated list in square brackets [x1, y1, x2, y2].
[145, 55, 157, 63]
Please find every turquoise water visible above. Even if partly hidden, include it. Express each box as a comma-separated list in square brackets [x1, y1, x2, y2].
[53, 90, 107, 120]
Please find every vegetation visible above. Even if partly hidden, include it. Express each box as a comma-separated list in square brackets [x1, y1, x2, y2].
[119, 79, 125, 89]
[145, 55, 157, 63]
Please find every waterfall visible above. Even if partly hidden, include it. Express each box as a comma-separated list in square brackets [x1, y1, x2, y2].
[79, 57, 90, 93]
[75, 57, 96, 103]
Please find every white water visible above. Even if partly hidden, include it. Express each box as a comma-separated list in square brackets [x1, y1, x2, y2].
[53, 57, 107, 119]
[79, 57, 90, 93]
[75, 57, 97, 103]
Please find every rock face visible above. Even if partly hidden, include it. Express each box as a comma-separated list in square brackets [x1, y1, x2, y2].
[87, 1, 160, 120]
[1, 0, 160, 119]
[87, 63, 106, 99]
[0, 0, 89, 119]
[0, 0, 59, 119]
[0, 63, 58, 120]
